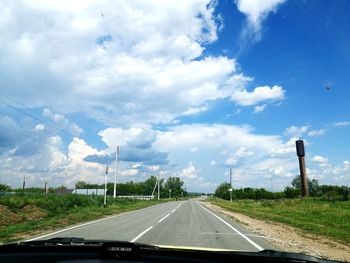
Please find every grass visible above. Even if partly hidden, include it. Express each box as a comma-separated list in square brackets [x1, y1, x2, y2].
[0, 194, 167, 244]
[206, 196, 350, 245]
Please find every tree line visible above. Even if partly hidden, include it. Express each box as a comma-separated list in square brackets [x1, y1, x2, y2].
[76, 176, 187, 198]
[0, 176, 188, 199]
[214, 175, 349, 201]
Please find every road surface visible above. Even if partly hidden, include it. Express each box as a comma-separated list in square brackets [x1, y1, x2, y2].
[27, 200, 276, 251]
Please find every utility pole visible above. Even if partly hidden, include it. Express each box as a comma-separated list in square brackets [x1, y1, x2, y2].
[113, 146, 119, 199]
[157, 175, 160, 200]
[296, 140, 309, 197]
[44, 181, 47, 194]
[104, 165, 109, 207]
[22, 176, 25, 191]
[229, 168, 233, 202]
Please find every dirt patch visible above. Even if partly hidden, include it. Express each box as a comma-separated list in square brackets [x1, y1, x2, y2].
[202, 202, 350, 262]
[0, 205, 48, 227]
[20, 205, 48, 221]
[0, 205, 23, 226]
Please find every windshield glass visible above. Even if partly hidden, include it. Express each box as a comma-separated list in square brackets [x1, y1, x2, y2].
[0, 0, 349, 262]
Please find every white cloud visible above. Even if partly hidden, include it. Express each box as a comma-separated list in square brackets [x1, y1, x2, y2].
[236, 0, 286, 40]
[284, 125, 310, 137]
[120, 168, 138, 177]
[231, 85, 285, 106]
[210, 160, 216, 166]
[334, 121, 350, 127]
[308, 129, 326, 137]
[0, 1, 285, 127]
[190, 147, 198, 152]
[312, 155, 328, 164]
[225, 147, 253, 165]
[147, 165, 160, 172]
[98, 127, 143, 148]
[182, 105, 208, 116]
[179, 162, 198, 179]
[42, 108, 83, 136]
[253, 104, 267, 113]
[35, 124, 45, 131]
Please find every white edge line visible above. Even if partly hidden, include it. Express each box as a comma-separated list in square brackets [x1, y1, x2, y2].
[170, 209, 176, 213]
[130, 226, 153, 243]
[158, 213, 170, 223]
[26, 203, 164, 242]
[200, 204, 264, 251]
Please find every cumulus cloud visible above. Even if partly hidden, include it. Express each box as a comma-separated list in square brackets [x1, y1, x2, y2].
[85, 127, 168, 165]
[0, 0, 285, 127]
[236, 0, 286, 41]
[231, 85, 285, 106]
[178, 162, 214, 188]
[312, 155, 328, 164]
[284, 125, 310, 138]
[225, 147, 254, 165]
[154, 123, 301, 190]
[333, 121, 350, 127]
[253, 104, 267, 113]
[308, 129, 326, 137]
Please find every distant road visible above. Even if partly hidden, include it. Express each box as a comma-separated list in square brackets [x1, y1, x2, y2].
[27, 200, 275, 251]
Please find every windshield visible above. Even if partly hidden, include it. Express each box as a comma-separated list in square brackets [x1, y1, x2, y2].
[0, 0, 349, 262]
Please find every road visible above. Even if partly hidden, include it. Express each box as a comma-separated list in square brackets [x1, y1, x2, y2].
[27, 200, 276, 251]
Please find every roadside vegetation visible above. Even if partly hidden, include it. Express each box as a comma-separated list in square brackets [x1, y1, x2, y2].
[214, 176, 349, 201]
[207, 196, 350, 244]
[210, 176, 350, 244]
[0, 176, 190, 244]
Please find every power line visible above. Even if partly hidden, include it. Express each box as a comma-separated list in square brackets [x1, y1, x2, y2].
[0, 95, 103, 148]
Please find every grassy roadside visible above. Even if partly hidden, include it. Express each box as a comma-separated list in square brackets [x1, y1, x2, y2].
[0, 194, 168, 244]
[206, 196, 350, 245]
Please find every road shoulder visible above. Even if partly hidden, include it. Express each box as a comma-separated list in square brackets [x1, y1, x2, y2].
[201, 201, 350, 262]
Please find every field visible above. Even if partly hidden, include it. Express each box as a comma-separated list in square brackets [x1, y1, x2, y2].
[0, 194, 165, 244]
[207, 197, 350, 244]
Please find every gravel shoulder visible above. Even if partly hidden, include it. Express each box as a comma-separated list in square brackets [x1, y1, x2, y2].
[202, 202, 350, 262]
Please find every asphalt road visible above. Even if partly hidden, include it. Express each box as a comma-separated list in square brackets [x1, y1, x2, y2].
[27, 200, 276, 251]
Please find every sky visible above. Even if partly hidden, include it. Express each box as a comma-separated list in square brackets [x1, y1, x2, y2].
[0, 0, 349, 192]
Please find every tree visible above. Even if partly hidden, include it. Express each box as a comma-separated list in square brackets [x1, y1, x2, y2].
[0, 183, 11, 192]
[75, 181, 88, 189]
[291, 175, 320, 197]
[214, 183, 231, 200]
[143, 176, 158, 195]
[284, 186, 299, 198]
[163, 177, 185, 198]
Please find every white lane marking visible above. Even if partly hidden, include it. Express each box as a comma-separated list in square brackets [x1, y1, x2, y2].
[200, 204, 264, 251]
[25, 203, 166, 241]
[158, 213, 170, 223]
[130, 226, 153, 242]
[200, 232, 299, 246]
[158, 201, 184, 223]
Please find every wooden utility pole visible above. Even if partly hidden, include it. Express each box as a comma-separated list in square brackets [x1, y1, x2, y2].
[22, 176, 25, 191]
[296, 140, 309, 197]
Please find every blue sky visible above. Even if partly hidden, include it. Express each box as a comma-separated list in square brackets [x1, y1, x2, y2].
[0, 0, 349, 192]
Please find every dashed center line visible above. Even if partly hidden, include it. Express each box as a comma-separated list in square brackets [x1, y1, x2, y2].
[158, 202, 183, 223]
[158, 213, 170, 222]
[130, 226, 153, 243]
[131, 202, 184, 242]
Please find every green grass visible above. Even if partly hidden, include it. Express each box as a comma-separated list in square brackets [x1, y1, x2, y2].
[206, 197, 350, 245]
[0, 194, 166, 244]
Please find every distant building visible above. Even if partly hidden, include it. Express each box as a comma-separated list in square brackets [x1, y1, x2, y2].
[73, 189, 106, 196]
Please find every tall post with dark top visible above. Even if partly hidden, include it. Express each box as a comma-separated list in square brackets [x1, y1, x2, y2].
[296, 140, 309, 197]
